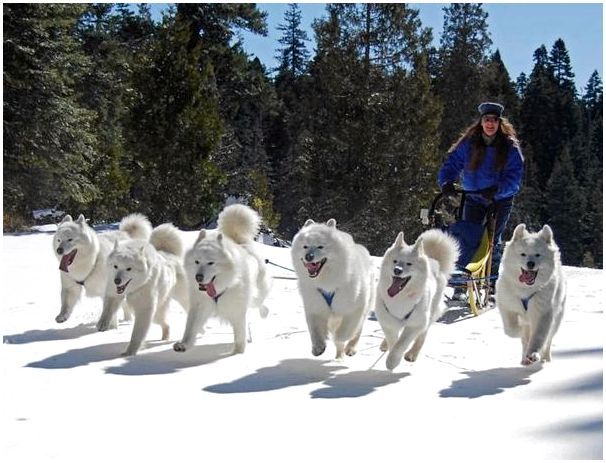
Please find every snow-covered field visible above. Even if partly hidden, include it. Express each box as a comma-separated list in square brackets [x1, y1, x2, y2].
[2, 227, 603, 461]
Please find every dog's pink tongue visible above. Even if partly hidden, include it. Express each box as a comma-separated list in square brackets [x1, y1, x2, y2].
[59, 255, 70, 272]
[206, 281, 217, 298]
[387, 278, 403, 298]
[519, 269, 536, 285]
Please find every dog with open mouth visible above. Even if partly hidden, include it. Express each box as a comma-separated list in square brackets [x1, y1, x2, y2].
[173, 204, 271, 355]
[291, 219, 376, 360]
[496, 224, 566, 366]
[375, 229, 459, 370]
[97, 223, 188, 356]
[52, 213, 152, 325]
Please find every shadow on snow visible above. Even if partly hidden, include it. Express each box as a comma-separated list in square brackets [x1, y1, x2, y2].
[204, 358, 408, 399]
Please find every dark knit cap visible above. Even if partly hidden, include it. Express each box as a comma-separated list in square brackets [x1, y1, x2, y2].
[478, 102, 504, 117]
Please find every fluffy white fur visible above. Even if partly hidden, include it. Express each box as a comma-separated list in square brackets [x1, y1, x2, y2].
[52, 213, 152, 325]
[375, 229, 459, 370]
[174, 204, 271, 355]
[97, 223, 188, 356]
[291, 219, 376, 360]
[496, 224, 566, 366]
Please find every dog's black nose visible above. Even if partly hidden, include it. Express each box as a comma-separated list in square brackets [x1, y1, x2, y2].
[305, 252, 315, 262]
[195, 273, 204, 283]
[57, 247, 64, 255]
[114, 278, 121, 285]
[527, 261, 535, 270]
[393, 266, 403, 276]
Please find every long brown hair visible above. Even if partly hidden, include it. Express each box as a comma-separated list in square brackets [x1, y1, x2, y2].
[448, 117, 520, 171]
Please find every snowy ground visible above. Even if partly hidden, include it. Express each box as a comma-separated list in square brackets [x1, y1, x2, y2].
[2, 226, 603, 461]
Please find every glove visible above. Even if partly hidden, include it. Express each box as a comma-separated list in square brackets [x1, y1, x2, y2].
[481, 185, 498, 200]
[441, 182, 455, 196]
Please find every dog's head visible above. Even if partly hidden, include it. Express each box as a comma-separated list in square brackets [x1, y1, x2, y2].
[185, 229, 235, 299]
[291, 219, 345, 280]
[107, 240, 151, 296]
[381, 232, 427, 298]
[53, 214, 93, 273]
[504, 224, 560, 287]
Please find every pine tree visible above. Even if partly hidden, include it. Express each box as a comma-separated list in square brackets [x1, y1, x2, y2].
[275, 3, 310, 78]
[434, 3, 492, 152]
[544, 148, 587, 265]
[3, 4, 97, 229]
[481, 50, 520, 123]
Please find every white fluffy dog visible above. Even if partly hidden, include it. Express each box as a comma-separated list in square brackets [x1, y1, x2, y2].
[375, 229, 459, 370]
[496, 224, 566, 366]
[97, 223, 188, 356]
[52, 213, 152, 325]
[173, 204, 271, 355]
[291, 219, 375, 360]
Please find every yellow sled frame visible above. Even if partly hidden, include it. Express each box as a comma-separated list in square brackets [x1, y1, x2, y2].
[464, 215, 496, 316]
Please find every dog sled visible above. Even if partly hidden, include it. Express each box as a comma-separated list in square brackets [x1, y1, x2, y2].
[421, 189, 497, 316]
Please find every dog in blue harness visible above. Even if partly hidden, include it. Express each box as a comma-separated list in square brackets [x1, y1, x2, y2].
[496, 224, 566, 366]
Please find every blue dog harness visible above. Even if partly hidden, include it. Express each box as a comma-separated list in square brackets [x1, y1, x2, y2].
[383, 301, 415, 322]
[521, 292, 537, 311]
[318, 288, 335, 308]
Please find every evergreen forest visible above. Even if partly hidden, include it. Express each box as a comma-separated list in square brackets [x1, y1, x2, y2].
[3, 3, 603, 267]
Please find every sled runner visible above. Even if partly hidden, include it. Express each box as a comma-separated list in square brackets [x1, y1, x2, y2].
[421, 189, 496, 316]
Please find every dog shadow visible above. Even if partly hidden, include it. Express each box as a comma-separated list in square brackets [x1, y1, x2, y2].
[439, 364, 543, 399]
[26, 342, 126, 369]
[204, 358, 348, 394]
[310, 369, 409, 399]
[4, 323, 99, 344]
[105, 343, 234, 376]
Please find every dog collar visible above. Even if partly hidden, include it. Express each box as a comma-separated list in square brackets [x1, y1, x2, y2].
[70, 254, 99, 286]
[521, 292, 538, 311]
[318, 288, 335, 308]
[383, 301, 415, 322]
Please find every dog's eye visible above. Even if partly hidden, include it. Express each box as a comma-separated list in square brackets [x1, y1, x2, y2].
[406, 262, 412, 266]
[208, 262, 214, 266]
[126, 267, 131, 271]
[113, 265, 118, 269]
[68, 238, 73, 242]
[521, 253, 527, 257]
[303, 245, 308, 249]
[195, 260, 199, 265]
[393, 260, 398, 264]
[317, 246, 324, 250]
[534, 254, 541, 258]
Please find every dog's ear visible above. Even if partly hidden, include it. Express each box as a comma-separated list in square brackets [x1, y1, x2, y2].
[395, 231, 406, 247]
[512, 223, 527, 241]
[326, 218, 336, 228]
[413, 236, 425, 255]
[539, 224, 554, 243]
[76, 214, 86, 226]
[195, 229, 207, 244]
[59, 214, 73, 224]
[304, 219, 315, 227]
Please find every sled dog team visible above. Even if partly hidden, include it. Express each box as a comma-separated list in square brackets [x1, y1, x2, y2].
[53, 205, 566, 369]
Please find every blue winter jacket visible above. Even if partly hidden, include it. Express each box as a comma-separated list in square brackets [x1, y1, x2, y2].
[437, 138, 524, 202]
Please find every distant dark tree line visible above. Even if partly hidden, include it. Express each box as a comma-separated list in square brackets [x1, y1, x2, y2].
[3, 3, 602, 267]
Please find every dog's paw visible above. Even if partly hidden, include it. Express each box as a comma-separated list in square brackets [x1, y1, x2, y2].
[232, 343, 245, 355]
[173, 342, 187, 352]
[379, 339, 388, 352]
[312, 343, 326, 357]
[121, 349, 136, 357]
[55, 313, 68, 323]
[404, 352, 418, 362]
[96, 319, 110, 331]
[345, 346, 357, 356]
[521, 352, 540, 366]
[386, 352, 402, 371]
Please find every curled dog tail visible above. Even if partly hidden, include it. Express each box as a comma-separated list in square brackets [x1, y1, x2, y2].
[120, 213, 153, 241]
[217, 204, 261, 244]
[150, 223, 183, 258]
[419, 229, 460, 276]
